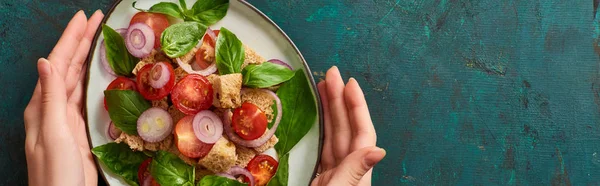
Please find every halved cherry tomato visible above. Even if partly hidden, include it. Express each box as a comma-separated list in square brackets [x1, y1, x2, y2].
[171, 74, 213, 115]
[174, 115, 214, 158]
[130, 12, 170, 49]
[136, 62, 175, 100]
[245, 155, 279, 186]
[195, 30, 220, 69]
[232, 102, 268, 140]
[137, 158, 160, 186]
[104, 77, 137, 110]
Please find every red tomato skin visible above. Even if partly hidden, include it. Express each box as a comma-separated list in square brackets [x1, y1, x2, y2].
[171, 74, 213, 115]
[138, 158, 152, 184]
[130, 12, 170, 49]
[245, 155, 279, 186]
[232, 103, 268, 140]
[136, 62, 175, 100]
[195, 30, 220, 70]
[174, 115, 214, 158]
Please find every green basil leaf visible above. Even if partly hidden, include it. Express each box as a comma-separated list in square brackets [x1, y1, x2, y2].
[92, 143, 150, 186]
[266, 153, 289, 186]
[242, 63, 296, 88]
[102, 25, 138, 77]
[274, 70, 318, 155]
[197, 175, 248, 186]
[179, 0, 188, 11]
[186, 0, 229, 25]
[104, 90, 151, 135]
[161, 22, 207, 58]
[215, 27, 244, 75]
[133, 1, 184, 19]
[151, 151, 195, 186]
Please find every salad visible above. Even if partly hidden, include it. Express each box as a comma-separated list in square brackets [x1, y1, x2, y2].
[91, 1, 318, 186]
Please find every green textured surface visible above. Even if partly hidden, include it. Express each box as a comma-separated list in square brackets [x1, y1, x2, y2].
[1, 0, 600, 185]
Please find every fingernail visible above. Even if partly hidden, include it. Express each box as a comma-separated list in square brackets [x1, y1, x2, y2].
[364, 147, 386, 167]
[332, 66, 338, 70]
[349, 77, 356, 83]
[95, 9, 102, 14]
[37, 58, 52, 77]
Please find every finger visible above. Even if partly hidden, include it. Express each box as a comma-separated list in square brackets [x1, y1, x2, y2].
[325, 66, 351, 163]
[318, 81, 335, 170]
[24, 81, 42, 131]
[67, 10, 104, 96]
[38, 58, 68, 131]
[345, 78, 377, 151]
[328, 147, 386, 186]
[68, 74, 85, 111]
[47, 10, 87, 80]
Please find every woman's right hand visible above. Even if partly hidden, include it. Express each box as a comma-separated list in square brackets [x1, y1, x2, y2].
[311, 67, 386, 186]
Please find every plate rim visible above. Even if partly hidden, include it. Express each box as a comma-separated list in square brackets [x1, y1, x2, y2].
[83, 0, 324, 185]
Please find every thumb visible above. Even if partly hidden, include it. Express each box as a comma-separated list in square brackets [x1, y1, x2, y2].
[329, 147, 386, 185]
[38, 58, 68, 127]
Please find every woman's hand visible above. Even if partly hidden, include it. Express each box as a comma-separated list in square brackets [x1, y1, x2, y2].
[23, 10, 104, 186]
[311, 67, 386, 186]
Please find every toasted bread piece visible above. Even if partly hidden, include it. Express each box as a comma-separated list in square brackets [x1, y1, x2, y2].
[144, 135, 173, 151]
[179, 47, 199, 65]
[174, 67, 189, 83]
[115, 133, 145, 151]
[236, 146, 257, 168]
[211, 74, 243, 108]
[198, 137, 237, 173]
[167, 105, 187, 124]
[241, 89, 275, 122]
[195, 166, 214, 181]
[151, 97, 169, 110]
[254, 134, 279, 153]
[242, 45, 265, 69]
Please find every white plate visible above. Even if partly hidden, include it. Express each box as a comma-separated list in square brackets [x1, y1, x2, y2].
[85, 1, 322, 185]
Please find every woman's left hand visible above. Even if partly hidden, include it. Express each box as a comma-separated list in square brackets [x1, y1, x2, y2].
[23, 10, 104, 186]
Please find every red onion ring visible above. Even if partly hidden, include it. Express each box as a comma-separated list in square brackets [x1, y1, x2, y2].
[267, 59, 293, 70]
[224, 166, 255, 186]
[149, 63, 170, 89]
[106, 121, 122, 140]
[100, 28, 127, 76]
[223, 89, 282, 147]
[126, 23, 155, 58]
[206, 27, 217, 45]
[215, 173, 236, 180]
[192, 110, 223, 144]
[137, 107, 173, 143]
[176, 56, 217, 76]
[141, 175, 155, 186]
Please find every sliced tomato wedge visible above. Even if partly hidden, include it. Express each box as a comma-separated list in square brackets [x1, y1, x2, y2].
[138, 158, 160, 186]
[130, 12, 170, 49]
[174, 115, 214, 158]
[245, 155, 279, 186]
[232, 102, 268, 140]
[104, 76, 137, 110]
[195, 30, 220, 69]
[171, 74, 213, 115]
[136, 62, 175, 100]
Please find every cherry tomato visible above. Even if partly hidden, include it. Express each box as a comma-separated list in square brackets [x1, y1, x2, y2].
[174, 115, 214, 158]
[136, 62, 175, 100]
[171, 74, 213, 115]
[195, 30, 220, 69]
[232, 102, 268, 140]
[245, 155, 279, 186]
[137, 158, 160, 186]
[104, 77, 137, 110]
[130, 12, 170, 49]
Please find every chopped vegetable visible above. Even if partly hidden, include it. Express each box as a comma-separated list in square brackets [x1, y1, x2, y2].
[192, 110, 223, 144]
[126, 23, 155, 58]
[137, 107, 173, 142]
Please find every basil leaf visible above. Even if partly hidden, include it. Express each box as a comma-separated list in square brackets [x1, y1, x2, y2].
[151, 151, 195, 186]
[197, 175, 247, 186]
[133, 1, 184, 19]
[92, 143, 149, 186]
[215, 27, 244, 75]
[186, 0, 229, 25]
[242, 63, 296, 88]
[266, 153, 289, 186]
[179, 0, 188, 11]
[274, 70, 318, 155]
[161, 22, 207, 58]
[102, 25, 138, 77]
[104, 90, 151, 135]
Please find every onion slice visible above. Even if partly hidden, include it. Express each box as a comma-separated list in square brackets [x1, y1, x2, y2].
[223, 89, 282, 147]
[126, 23, 155, 58]
[206, 27, 217, 44]
[267, 59, 293, 70]
[106, 121, 122, 140]
[137, 107, 173, 142]
[224, 166, 256, 186]
[176, 57, 217, 76]
[192, 110, 223, 144]
[100, 28, 127, 76]
[149, 63, 171, 89]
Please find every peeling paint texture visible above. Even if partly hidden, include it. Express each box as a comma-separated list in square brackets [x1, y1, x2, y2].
[1, 0, 600, 185]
